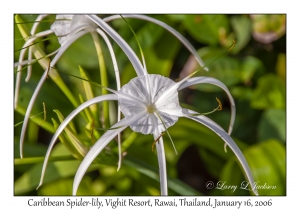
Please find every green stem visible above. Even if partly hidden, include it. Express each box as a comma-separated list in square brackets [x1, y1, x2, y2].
[14, 155, 74, 165]
[91, 32, 110, 128]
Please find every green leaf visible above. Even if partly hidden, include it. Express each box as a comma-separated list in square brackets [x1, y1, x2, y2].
[219, 140, 286, 195]
[38, 177, 105, 196]
[79, 66, 97, 114]
[217, 157, 249, 195]
[52, 118, 83, 159]
[15, 160, 98, 195]
[258, 109, 286, 142]
[53, 110, 89, 157]
[53, 109, 76, 133]
[183, 15, 229, 45]
[231, 87, 253, 101]
[14, 138, 47, 159]
[198, 147, 226, 179]
[230, 15, 252, 54]
[240, 56, 263, 83]
[251, 74, 286, 109]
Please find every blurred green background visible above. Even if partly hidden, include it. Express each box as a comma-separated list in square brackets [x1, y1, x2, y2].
[14, 14, 286, 196]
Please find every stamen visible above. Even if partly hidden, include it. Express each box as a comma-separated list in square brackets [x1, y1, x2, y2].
[14, 37, 52, 52]
[14, 111, 44, 127]
[38, 102, 46, 126]
[152, 132, 165, 152]
[46, 59, 51, 78]
[155, 111, 178, 155]
[228, 40, 236, 52]
[216, 97, 222, 110]
[90, 118, 95, 143]
[189, 97, 222, 116]
[120, 15, 147, 70]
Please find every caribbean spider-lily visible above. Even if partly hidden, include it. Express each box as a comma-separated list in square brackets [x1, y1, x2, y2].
[15, 14, 258, 196]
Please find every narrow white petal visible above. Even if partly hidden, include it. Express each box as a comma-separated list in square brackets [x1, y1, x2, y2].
[73, 111, 146, 195]
[73, 123, 125, 195]
[153, 128, 168, 196]
[179, 76, 236, 152]
[27, 48, 33, 82]
[86, 15, 146, 77]
[103, 14, 208, 71]
[20, 69, 48, 159]
[27, 15, 50, 82]
[14, 49, 59, 68]
[20, 30, 92, 159]
[36, 94, 118, 190]
[96, 28, 121, 91]
[178, 77, 236, 135]
[31, 15, 49, 34]
[95, 28, 122, 167]
[182, 108, 258, 196]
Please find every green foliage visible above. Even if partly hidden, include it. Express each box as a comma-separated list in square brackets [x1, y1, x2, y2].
[14, 14, 286, 196]
[219, 140, 285, 196]
[251, 74, 286, 109]
[182, 15, 229, 45]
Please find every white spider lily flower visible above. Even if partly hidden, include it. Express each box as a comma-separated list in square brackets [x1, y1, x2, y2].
[17, 14, 207, 159]
[15, 14, 257, 196]
[37, 71, 258, 196]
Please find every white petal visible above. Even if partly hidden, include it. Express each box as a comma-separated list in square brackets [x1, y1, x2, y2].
[86, 15, 146, 77]
[14, 49, 59, 68]
[178, 76, 236, 135]
[182, 108, 258, 196]
[103, 14, 208, 71]
[95, 28, 122, 170]
[20, 69, 49, 159]
[73, 111, 146, 195]
[96, 28, 121, 91]
[50, 15, 73, 45]
[70, 15, 96, 31]
[129, 112, 153, 134]
[119, 74, 181, 134]
[36, 94, 118, 190]
[153, 128, 168, 195]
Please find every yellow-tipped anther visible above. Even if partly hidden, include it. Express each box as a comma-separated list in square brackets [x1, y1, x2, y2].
[216, 97, 222, 111]
[152, 132, 165, 152]
[228, 40, 236, 52]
